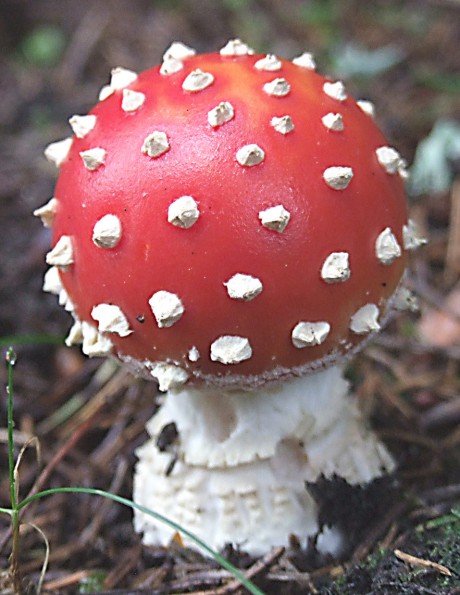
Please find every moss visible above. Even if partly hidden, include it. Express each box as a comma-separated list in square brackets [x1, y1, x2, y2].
[322, 508, 460, 594]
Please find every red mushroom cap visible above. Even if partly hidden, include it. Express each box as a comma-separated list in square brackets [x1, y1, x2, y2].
[43, 42, 409, 388]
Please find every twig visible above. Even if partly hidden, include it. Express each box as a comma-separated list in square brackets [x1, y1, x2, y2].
[57, 368, 132, 437]
[188, 547, 285, 595]
[419, 483, 460, 504]
[0, 414, 93, 554]
[42, 570, 90, 592]
[215, 546, 284, 594]
[103, 541, 142, 590]
[78, 458, 129, 546]
[351, 500, 409, 563]
[419, 396, 460, 430]
[394, 548, 452, 576]
[0, 369, 130, 554]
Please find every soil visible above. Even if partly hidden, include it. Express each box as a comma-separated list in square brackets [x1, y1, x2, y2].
[0, 1, 460, 593]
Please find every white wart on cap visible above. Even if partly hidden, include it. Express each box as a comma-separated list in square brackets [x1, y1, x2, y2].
[224, 274, 263, 301]
[149, 291, 184, 328]
[92, 214, 122, 248]
[210, 336, 253, 364]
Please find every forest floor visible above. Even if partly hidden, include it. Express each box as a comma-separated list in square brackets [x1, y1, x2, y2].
[0, 1, 459, 593]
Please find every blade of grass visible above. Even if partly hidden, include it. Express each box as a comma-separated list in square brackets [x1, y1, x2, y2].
[5, 347, 22, 593]
[27, 522, 50, 595]
[3, 344, 265, 594]
[6, 348, 17, 510]
[0, 334, 64, 348]
[18, 487, 265, 595]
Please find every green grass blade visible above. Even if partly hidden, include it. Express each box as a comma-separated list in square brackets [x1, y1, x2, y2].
[6, 348, 17, 509]
[19, 487, 266, 595]
[0, 334, 64, 348]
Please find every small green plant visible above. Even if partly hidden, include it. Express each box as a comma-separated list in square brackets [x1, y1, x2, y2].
[417, 508, 460, 585]
[19, 25, 66, 67]
[0, 346, 265, 595]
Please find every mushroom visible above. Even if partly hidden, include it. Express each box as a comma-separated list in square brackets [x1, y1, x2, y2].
[36, 40, 420, 555]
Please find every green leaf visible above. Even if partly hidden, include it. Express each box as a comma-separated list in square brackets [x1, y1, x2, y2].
[408, 119, 460, 197]
[332, 43, 404, 78]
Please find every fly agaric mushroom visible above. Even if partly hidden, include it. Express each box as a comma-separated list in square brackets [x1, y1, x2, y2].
[36, 39, 424, 555]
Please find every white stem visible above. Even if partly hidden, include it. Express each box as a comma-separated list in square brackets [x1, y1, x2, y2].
[133, 365, 394, 556]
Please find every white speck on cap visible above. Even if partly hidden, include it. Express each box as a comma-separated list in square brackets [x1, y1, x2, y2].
[81, 321, 113, 357]
[98, 85, 114, 101]
[110, 67, 138, 90]
[263, 78, 291, 97]
[142, 131, 170, 158]
[69, 114, 97, 138]
[375, 146, 404, 174]
[149, 290, 184, 328]
[121, 89, 146, 112]
[270, 115, 294, 134]
[323, 81, 347, 102]
[80, 147, 106, 170]
[323, 166, 353, 190]
[93, 214, 122, 248]
[393, 287, 419, 312]
[350, 304, 380, 334]
[357, 100, 375, 118]
[224, 273, 263, 301]
[160, 58, 184, 75]
[168, 196, 200, 229]
[42, 266, 62, 295]
[236, 144, 265, 166]
[322, 113, 344, 132]
[33, 197, 58, 228]
[321, 252, 350, 283]
[254, 54, 282, 71]
[210, 336, 252, 364]
[44, 138, 73, 168]
[188, 346, 200, 362]
[62, 290, 75, 312]
[149, 362, 189, 391]
[375, 227, 401, 265]
[163, 42, 196, 61]
[291, 321, 330, 348]
[258, 205, 291, 233]
[57, 287, 67, 305]
[91, 303, 132, 337]
[58, 287, 73, 311]
[65, 320, 83, 347]
[208, 101, 235, 127]
[403, 220, 427, 251]
[220, 39, 254, 56]
[46, 235, 74, 268]
[182, 69, 214, 92]
[397, 158, 409, 180]
[292, 52, 316, 70]
[59, 290, 73, 312]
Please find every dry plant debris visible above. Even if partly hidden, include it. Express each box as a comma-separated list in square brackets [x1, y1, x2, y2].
[0, 1, 459, 593]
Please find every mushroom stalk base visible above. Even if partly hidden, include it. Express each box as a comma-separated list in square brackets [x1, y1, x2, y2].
[133, 365, 394, 556]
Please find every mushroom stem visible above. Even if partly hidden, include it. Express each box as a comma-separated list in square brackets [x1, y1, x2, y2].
[133, 365, 394, 555]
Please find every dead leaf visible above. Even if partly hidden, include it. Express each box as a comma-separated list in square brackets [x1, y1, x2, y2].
[417, 284, 460, 347]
